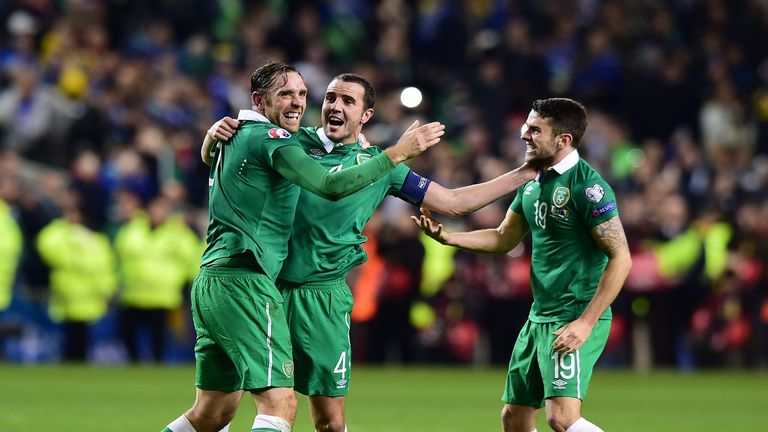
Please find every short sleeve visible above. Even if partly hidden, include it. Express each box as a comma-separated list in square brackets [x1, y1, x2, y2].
[578, 179, 619, 230]
[509, 183, 527, 214]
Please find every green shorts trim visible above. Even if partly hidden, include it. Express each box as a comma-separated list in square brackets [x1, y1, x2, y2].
[502, 319, 610, 407]
[278, 278, 352, 396]
[192, 267, 294, 392]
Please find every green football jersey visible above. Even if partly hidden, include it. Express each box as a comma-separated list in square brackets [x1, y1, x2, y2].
[510, 151, 618, 323]
[201, 115, 307, 280]
[277, 127, 413, 283]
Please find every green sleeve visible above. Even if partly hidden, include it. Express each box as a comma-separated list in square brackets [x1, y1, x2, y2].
[273, 145, 395, 200]
[509, 183, 527, 214]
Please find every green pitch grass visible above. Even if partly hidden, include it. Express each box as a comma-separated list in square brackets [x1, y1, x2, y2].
[0, 364, 765, 431]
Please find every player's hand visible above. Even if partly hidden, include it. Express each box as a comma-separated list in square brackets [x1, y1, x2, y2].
[516, 161, 538, 182]
[207, 116, 240, 141]
[552, 319, 593, 355]
[386, 120, 445, 163]
[410, 207, 449, 244]
[359, 133, 371, 149]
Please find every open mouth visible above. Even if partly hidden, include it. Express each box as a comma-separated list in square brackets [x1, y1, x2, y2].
[328, 115, 344, 127]
[285, 112, 300, 121]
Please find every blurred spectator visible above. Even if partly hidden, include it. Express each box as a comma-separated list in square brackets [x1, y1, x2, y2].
[0, 191, 23, 357]
[0, 63, 74, 166]
[0, 192, 22, 313]
[113, 195, 200, 363]
[36, 192, 116, 361]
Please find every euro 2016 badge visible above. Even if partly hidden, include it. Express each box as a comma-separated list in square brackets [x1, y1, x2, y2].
[268, 127, 291, 139]
[553, 187, 571, 208]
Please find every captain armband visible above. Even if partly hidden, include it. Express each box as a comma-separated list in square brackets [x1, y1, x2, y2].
[397, 170, 432, 205]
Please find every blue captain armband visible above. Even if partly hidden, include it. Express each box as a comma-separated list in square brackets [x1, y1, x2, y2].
[397, 170, 432, 205]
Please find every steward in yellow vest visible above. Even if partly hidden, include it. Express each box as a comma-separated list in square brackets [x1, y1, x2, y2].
[0, 199, 22, 312]
[114, 197, 200, 362]
[37, 206, 116, 361]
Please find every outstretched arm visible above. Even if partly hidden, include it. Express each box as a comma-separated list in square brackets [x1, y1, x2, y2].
[274, 121, 445, 201]
[552, 215, 632, 354]
[412, 207, 528, 253]
[421, 164, 537, 217]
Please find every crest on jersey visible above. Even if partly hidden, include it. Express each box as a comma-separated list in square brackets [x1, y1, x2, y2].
[356, 153, 372, 165]
[268, 128, 291, 139]
[553, 187, 570, 208]
[584, 184, 605, 203]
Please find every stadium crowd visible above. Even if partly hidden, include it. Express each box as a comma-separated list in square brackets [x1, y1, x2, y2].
[0, 0, 766, 369]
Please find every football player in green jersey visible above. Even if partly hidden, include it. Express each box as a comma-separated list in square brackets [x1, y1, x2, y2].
[163, 63, 443, 432]
[414, 98, 632, 432]
[203, 73, 536, 432]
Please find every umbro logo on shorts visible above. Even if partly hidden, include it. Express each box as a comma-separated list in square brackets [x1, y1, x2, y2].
[553, 379, 567, 390]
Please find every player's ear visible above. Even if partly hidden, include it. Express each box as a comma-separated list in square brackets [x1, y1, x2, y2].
[252, 91, 264, 110]
[361, 108, 374, 125]
[558, 133, 573, 149]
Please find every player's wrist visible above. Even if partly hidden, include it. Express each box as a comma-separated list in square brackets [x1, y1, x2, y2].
[384, 147, 406, 164]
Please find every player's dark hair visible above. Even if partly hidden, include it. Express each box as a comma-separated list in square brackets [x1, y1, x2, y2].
[531, 98, 587, 148]
[334, 73, 375, 110]
[251, 62, 302, 95]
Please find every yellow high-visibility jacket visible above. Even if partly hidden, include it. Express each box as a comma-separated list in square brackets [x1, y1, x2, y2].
[0, 200, 22, 311]
[36, 219, 117, 322]
[114, 213, 201, 310]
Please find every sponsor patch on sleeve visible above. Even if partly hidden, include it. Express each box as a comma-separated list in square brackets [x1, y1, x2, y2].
[268, 127, 292, 139]
[592, 200, 616, 217]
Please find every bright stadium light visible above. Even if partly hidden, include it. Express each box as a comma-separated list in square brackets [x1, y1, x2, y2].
[400, 86, 422, 108]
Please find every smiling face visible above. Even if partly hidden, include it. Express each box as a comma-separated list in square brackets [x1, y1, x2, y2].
[255, 71, 307, 132]
[520, 109, 571, 168]
[322, 79, 374, 144]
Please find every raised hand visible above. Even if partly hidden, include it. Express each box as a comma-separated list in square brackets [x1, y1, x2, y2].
[410, 207, 449, 244]
[385, 120, 445, 164]
[207, 116, 241, 142]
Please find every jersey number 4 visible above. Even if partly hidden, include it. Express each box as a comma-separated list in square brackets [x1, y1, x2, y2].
[334, 351, 348, 379]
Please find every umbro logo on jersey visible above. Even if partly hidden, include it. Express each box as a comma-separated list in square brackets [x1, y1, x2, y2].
[309, 149, 325, 158]
[553, 379, 567, 390]
[268, 128, 291, 139]
[524, 185, 535, 195]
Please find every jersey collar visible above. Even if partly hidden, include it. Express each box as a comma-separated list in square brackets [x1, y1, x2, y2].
[534, 149, 579, 182]
[316, 127, 341, 153]
[316, 127, 360, 154]
[237, 109, 271, 123]
[550, 149, 579, 174]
